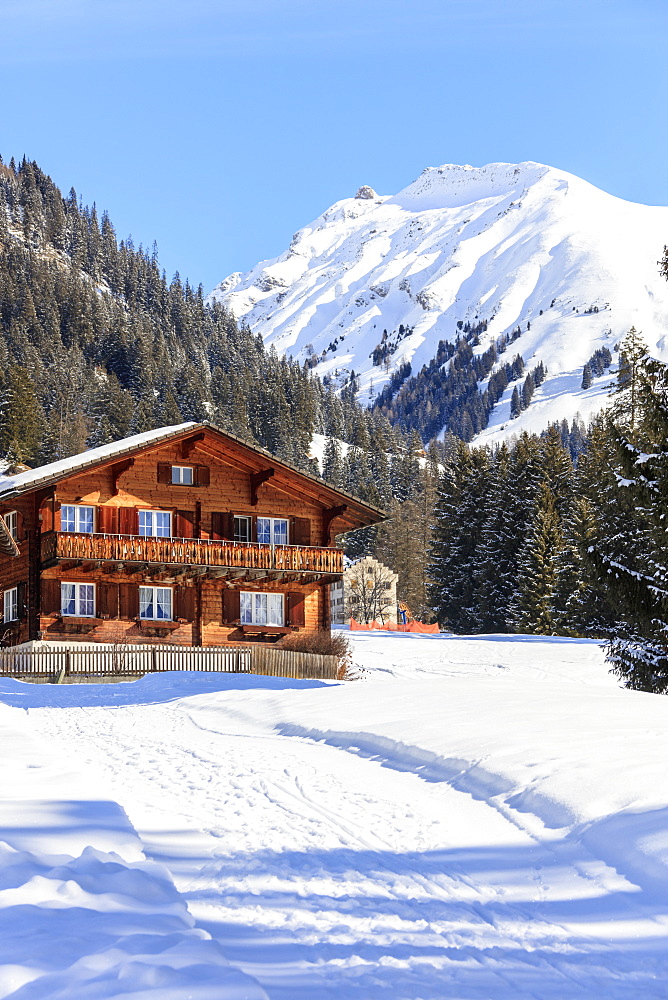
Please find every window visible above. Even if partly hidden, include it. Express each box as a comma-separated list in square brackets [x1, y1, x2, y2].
[3, 587, 17, 622]
[139, 510, 171, 537]
[61, 582, 95, 617]
[240, 592, 284, 626]
[61, 505, 94, 533]
[233, 516, 251, 543]
[139, 586, 173, 621]
[4, 511, 17, 541]
[257, 518, 288, 545]
[171, 466, 193, 485]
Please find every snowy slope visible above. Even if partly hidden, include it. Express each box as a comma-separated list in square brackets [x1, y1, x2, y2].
[207, 162, 668, 442]
[6, 632, 668, 998]
[0, 699, 266, 999]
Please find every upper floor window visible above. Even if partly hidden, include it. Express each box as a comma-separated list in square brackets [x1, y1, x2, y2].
[240, 591, 284, 626]
[4, 511, 17, 541]
[257, 517, 288, 545]
[3, 587, 17, 622]
[234, 515, 252, 543]
[171, 466, 193, 485]
[61, 505, 94, 534]
[139, 510, 171, 537]
[139, 586, 172, 621]
[61, 582, 95, 617]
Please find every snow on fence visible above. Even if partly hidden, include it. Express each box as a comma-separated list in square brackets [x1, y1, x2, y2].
[0, 644, 339, 681]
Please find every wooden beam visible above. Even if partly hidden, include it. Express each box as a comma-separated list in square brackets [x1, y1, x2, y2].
[110, 458, 134, 495]
[250, 468, 275, 506]
[180, 433, 206, 460]
[322, 505, 347, 545]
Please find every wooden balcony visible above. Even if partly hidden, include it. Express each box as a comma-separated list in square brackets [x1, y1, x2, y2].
[40, 531, 343, 578]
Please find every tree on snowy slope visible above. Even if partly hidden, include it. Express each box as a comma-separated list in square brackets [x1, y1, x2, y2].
[585, 337, 668, 690]
[429, 442, 490, 631]
[553, 495, 615, 636]
[508, 481, 565, 633]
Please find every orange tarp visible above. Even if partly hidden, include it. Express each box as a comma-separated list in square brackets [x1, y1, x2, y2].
[349, 618, 440, 634]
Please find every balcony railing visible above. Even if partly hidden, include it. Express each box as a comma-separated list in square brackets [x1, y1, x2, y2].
[41, 531, 343, 575]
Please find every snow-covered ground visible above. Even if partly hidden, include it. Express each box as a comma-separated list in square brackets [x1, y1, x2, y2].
[207, 161, 668, 441]
[2, 631, 668, 998]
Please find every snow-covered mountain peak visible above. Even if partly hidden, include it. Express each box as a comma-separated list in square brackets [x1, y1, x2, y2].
[207, 161, 668, 444]
[392, 160, 553, 210]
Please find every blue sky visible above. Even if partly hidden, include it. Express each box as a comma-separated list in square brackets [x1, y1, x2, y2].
[2, 0, 666, 291]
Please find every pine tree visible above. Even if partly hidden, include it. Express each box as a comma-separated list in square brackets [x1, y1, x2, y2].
[321, 436, 345, 488]
[508, 481, 564, 634]
[586, 354, 668, 689]
[0, 368, 45, 463]
[429, 443, 490, 631]
[611, 327, 648, 428]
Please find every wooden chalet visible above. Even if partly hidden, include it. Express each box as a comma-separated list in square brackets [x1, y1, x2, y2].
[0, 422, 384, 647]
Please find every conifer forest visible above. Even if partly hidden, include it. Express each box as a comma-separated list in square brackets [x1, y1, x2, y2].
[1, 156, 667, 691]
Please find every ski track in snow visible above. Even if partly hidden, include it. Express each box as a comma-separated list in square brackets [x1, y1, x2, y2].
[17, 635, 668, 1000]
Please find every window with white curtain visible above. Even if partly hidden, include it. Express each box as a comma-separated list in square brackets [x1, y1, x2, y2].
[3, 587, 17, 622]
[61, 505, 94, 533]
[4, 511, 17, 541]
[138, 510, 171, 537]
[240, 591, 284, 626]
[139, 586, 173, 621]
[61, 582, 95, 617]
[256, 518, 288, 545]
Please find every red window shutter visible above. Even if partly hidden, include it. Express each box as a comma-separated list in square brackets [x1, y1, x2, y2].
[97, 506, 118, 534]
[40, 504, 53, 532]
[119, 583, 139, 620]
[175, 510, 194, 538]
[212, 513, 234, 540]
[54, 504, 61, 532]
[222, 589, 240, 624]
[16, 512, 25, 541]
[97, 583, 116, 618]
[287, 592, 305, 627]
[41, 579, 60, 614]
[291, 517, 311, 546]
[175, 586, 195, 621]
[157, 463, 171, 484]
[195, 465, 210, 487]
[119, 507, 138, 535]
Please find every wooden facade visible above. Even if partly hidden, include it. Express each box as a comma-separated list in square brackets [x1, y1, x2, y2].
[0, 422, 383, 648]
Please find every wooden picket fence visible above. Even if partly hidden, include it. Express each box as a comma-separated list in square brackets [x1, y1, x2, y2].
[0, 643, 339, 682]
[249, 645, 339, 680]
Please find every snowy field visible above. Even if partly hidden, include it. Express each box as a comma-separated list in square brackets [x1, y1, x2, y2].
[2, 630, 668, 998]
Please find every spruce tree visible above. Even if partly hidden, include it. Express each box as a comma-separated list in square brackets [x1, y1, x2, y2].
[508, 481, 564, 634]
[586, 353, 668, 689]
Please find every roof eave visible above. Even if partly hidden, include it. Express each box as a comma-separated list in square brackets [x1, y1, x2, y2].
[0, 421, 387, 524]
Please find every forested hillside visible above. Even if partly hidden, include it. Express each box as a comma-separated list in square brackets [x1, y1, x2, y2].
[0, 155, 425, 497]
[429, 325, 668, 691]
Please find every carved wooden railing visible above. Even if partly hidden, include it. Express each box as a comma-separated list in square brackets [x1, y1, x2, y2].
[41, 531, 343, 575]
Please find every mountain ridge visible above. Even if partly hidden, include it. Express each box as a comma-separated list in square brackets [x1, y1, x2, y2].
[207, 160, 668, 443]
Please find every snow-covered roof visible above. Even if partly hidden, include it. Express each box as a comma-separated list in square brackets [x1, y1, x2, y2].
[0, 423, 197, 501]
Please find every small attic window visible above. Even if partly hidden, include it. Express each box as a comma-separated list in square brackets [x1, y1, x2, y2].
[171, 466, 193, 485]
[157, 463, 209, 486]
